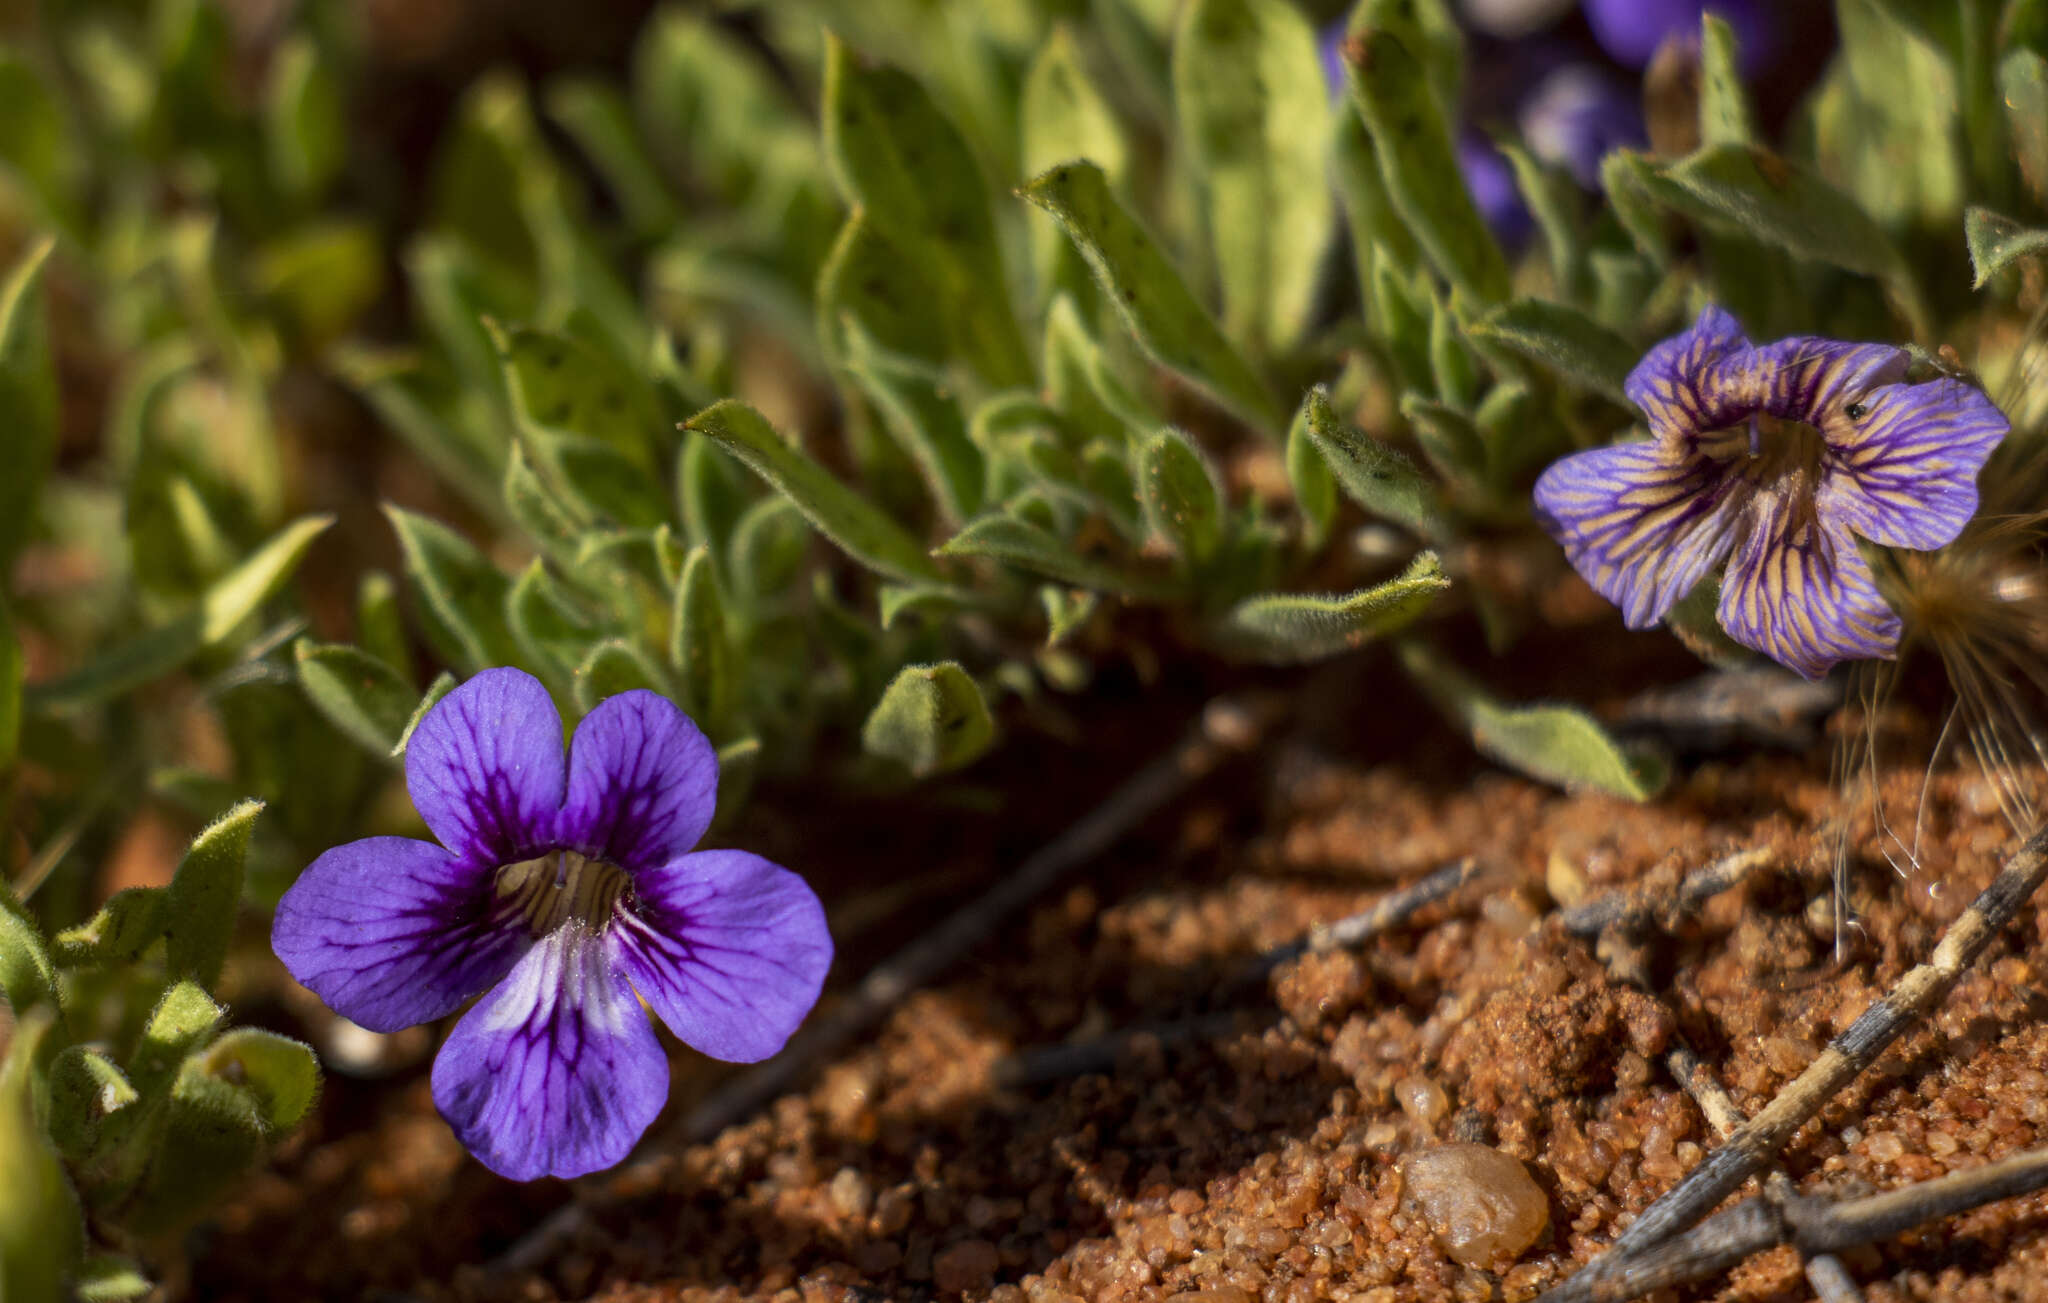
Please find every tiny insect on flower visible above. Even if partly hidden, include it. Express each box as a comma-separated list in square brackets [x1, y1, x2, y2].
[1534, 305, 2011, 680]
[271, 668, 832, 1181]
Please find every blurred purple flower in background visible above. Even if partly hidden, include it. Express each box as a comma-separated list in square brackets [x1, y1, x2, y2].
[1582, 0, 1775, 71]
[1457, 134, 1534, 247]
[1519, 64, 1644, 188]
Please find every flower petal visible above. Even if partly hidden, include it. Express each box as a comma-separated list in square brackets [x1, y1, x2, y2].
[558, 690, 719, 873]
[406, 668, 566, 867]
[1534, 438, 1745, 629]
[1716, 499, 1900, 680]
[271, 837, 528, 1034]
[1753, 336, 1910, 425]
[430, 924, 667, 1181]
[1624, 304, 1755, 443]
[1819, 377, 2010, 551]
[612, 849, 831, 1064]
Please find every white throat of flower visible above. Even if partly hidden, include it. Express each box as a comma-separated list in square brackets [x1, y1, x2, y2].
[495, 850, 629, 936]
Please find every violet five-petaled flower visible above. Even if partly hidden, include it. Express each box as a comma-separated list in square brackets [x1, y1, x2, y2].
[1534, 306, 2011, 680]
[271, 668, 832, 1181]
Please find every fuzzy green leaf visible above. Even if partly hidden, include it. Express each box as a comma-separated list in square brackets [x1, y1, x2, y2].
[294, 640, 417, 759]
[2002, 50, 2048, 206]
[1398, 643, 1665, 799]
[74, 1256, 153, 1303]
[1966, 206, 2048, 288]
[862, 662, 996, 777]
[822, 32, 1032, 388]
[47, 1046, 139, 1159]
[1400, 395, 1488, 486]
[1301, 387, 1447, 541]
[391, 672, 458, 759]
[1469, 299, 1636, 403]
[686, 399, 945, 584]
[166, 801, 262, 990]
[505, 560, 598, 693]
[547, 78, 679, 239]
[669, 546, 735, 740]
[492, 322, 666, 528]
[50, 888, 169, 968]
[1698, 13, 1754, 147]
[130, 981, 226, 1101]
[1021, 161, 1281, 431]
[1022, 26, 1129, 299]
[0, 238, 57, 573]
[1173, 0, 1333, 353]
[0, 892, 57, 1017]
[200, 1029, 320, 1133]
[1138, 428, 1224, 565]
[937, 513, 1176, 598]
[0, 1012, 78, 1303]
[1222, 552, 1449, 662]
[26, 515, 332, 714]
[128, 1062, 266, 1235]
[264, 36, 344, 203]
[841, 320, 984, 526]
[1343, 28, 1510, 304]
[1285, 403, 1337, 551]
[385, 507, 519, 673]
[816, 209, 948, 367]
[1501, 142, 1585, 299]
[573, 639, 673, 715]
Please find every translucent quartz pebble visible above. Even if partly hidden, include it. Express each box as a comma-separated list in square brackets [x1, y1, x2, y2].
[1401, 1142, 1550, 1268]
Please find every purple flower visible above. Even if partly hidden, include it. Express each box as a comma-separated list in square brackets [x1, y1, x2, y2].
[1458, 133, 1534, 247]
[1582, 0, 1775, 71]
[272, 669, 832, 1180]
[1534, 307, 2009, 679]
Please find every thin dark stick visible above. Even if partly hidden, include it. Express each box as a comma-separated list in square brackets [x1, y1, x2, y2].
[1542, 826, 2048, 1302]
[1559, 847, 1774, 939]
[1251, 857, 1482, 973]
[1563, 1146, 2048, 1301]
[492, 694, 1280, 1274]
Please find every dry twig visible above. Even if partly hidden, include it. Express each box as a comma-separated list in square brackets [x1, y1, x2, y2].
[1542, 825, 2048, 1302]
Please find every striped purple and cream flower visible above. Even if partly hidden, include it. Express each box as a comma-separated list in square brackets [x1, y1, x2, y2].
[271, 668, 832, 1180]
[1534, 306, 2009, 679]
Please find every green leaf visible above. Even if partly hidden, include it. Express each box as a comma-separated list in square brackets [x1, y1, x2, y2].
[1400, 395, 1488, 487]
[822, 32, 1033, 388]
[1285, 401, 1337, 551]
[1398, 642, 1666, 799]
[502, 443, 582, 565]
[199, 1029, 319, 1132]
[861, 662, 996, 777]
[1021, 26, 1129, 298]
[491, 322, 667, 528]
[0, 891, 57, 1018]
[1966, 206, 2048, 288]
[1022, 161, 1281, 431]
[1698, 13, 1754, 147]
[685, 400, 946, 584]
[1342, 27, 1510, 304]
[2002, 50, 2048, 206]
[1657, 143, 1921, 324]
[74, 1256, 153, 1303]
[546, 78, 679, 239]
[256, 220, 383, 348]
[50, 888, 168, 968]
[1301, 387, 1447, 541]
[0, 238, 58, 572]
[937, 513, 1176, 598]
[1221, 551, 1449, 662]
[1468, 299, 1636, 404]
[385, 507, 520, 673]
[1501, 142, 1585, 299]
[573, 639, 673, 714]
[128, 1062, 265, 1235]
[264, 35, 344, 203]
[1137, 428, 1224, 565]
[129, 981, 225, 1101]
[505, 560, 599, 693]
[1427, 291, 1480, 410]
[816, 208, 949, 367]
[1043, 292, 1156, 442]
[677, 431, 755, 558]
[1041, 586, 1099, 646]
[166, 800, 261, 990]
[0, 1012, 79, 1303]
[391, 672, 457, 759]
[47, 1046, 139, 1159]
[669, 546, 735, 740]
[27, 515, 333, 714]
[841, 320, 985, 526]
[294, 641, 417, 759]
[1173, 0, 1333, 353]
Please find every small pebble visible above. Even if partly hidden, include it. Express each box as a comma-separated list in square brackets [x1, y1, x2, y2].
[1401, 1143, 1550, 1269]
